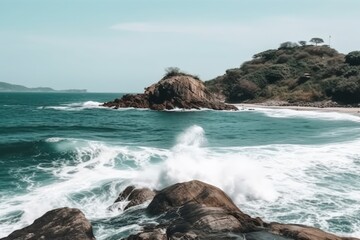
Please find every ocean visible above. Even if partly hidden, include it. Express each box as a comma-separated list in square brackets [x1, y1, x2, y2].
[0, 92, 360, 239]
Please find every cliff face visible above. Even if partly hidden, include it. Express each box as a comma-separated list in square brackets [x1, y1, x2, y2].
[205, 46, 360, 105]
[103, 75, 237, 110]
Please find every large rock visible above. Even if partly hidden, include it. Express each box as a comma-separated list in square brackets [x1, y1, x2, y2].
[147, 180, 241, 215]
[126, 180, 264, 239]
[124, 180, 359, 240]
[114, 186, 156, 210]
[1, 207, 95, 240]
[103, 75, 237, 110]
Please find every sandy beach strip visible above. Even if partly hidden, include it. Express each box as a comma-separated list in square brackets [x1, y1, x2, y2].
[234, 103, 360, 116]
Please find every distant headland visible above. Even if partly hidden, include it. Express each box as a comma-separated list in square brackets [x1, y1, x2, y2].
[205, 39, 360, 107]
[0, 81, 87, 93]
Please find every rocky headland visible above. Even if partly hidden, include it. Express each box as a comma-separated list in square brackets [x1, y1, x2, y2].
[102, 73, 237, 111]
[205, 45, 360, 106]
[2, 180, 358, 240]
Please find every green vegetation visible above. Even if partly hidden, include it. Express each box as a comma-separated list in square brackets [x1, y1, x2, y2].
[205, 45, 360, 104]
[345, 51, 360, 66]
[310, 37, 324, 46]
[162, 67, 200, 80]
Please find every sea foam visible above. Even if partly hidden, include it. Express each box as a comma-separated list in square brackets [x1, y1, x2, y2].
[1, 126, 360, 238]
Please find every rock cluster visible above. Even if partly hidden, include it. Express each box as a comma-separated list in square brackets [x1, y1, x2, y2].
[103, 75, 237, 110]
[120, 180, 357, 240]
[2, 181, 358, 240]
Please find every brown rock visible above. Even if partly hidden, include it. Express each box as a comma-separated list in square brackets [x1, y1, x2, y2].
[103, 76, 237, 111]
[1, 207, 95, 240]
[147, 180, 240, 215]
[124, 180, 359, 240]
[114, 186, 156, 210]
[270, 223, 354, 240]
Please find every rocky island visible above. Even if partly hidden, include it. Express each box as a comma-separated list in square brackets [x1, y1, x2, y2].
[103, 68, 237, 111]
[2, 180, 358, 240]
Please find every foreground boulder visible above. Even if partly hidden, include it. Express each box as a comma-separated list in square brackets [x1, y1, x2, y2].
[114, 186, 156, 210]
[103, 75, 237, 110]
[123, 180, 359, 240]
[1, 207, 95, 240]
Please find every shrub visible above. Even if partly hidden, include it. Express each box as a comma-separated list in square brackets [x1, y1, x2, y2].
[228, 79, 260, 102]
[163, 67, 200, 80]
[323, 77, 360, 103]
[345, 51, 360, 66]
[276, 55, 291, 64]
[295, 52, 310, 60]
[279, 41, 299, 49]
[304, 46, 337, 57]
[253, 49, 277, 60]
[344, 68, 359, 78]
[299, 41, 307, 46]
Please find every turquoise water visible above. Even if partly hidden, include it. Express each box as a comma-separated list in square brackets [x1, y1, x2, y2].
[1, 93, 360, 239]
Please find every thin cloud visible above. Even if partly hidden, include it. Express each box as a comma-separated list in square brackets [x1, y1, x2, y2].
[109, 18, 359, 53]
[109, 22, 249, 35]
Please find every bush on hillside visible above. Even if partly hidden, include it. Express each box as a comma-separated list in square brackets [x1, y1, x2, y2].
[345, 51, 360, 66]
[163, 67, 200, 80]
[253, 49, 277, 60]
[228, 80, 259, 102]
[279, 42, 299, 49]
[323, 77, 360, 103]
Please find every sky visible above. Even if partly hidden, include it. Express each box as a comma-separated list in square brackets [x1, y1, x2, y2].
[1, 0, 360, 92]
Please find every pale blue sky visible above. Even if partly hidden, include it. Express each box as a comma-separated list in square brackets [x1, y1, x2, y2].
[1, 0, 359, 92]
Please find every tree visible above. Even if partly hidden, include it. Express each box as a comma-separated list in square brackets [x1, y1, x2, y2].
[309, 38, 324, 46]
[299, 41, 307, 46]
[345, 51, 360, 66]
[279, 41, 298, 49]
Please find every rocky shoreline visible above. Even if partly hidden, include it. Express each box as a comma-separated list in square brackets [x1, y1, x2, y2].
[2, 180, 358, 240]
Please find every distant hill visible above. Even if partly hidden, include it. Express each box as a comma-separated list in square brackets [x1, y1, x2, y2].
[205, 45, 360, 105]
[0, 82, 87, 93]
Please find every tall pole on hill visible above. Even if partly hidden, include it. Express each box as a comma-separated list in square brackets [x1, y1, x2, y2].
[329, 35, 331, 48]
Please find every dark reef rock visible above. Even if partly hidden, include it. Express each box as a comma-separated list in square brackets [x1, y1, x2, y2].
[124, 180, 359, 240]
[114, 185, 156, 210]
[1, 207, 95, 240]
[103, 75, 237, 111]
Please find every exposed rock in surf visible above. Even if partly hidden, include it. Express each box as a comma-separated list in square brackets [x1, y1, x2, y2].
[147, 180, 241, 215]
[102, 75, 237, 111]
[1, 207, 95, 240]
[123, 180, 359, 240]
[269, 223, 358, 240]
[4, 182, 358, 240]
[114, 186, 156, 210]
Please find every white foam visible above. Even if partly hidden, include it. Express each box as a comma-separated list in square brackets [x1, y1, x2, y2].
[253, 107, 360, 122]
[39, 101, 105, 111]
[0, 139, 168, 237]
[1, 127, 360, 238]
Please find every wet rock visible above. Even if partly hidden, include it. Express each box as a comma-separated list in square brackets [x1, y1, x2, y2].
[123, 180, 359, 240]
[1, 207, 95, 240]
[270, 223, 351, 240]
[147, 180, 241, 215]
[114, 186, 156, 210]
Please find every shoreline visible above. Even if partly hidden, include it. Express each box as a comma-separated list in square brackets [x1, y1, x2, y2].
[234, 103, 360, 116]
